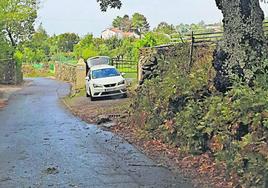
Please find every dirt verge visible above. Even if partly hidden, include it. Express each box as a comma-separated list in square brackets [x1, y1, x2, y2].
[0, 82, 26, 109]
[62, 95, 130, 124]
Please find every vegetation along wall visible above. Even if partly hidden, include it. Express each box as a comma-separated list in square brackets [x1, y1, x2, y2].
[134, 43, 268, 187]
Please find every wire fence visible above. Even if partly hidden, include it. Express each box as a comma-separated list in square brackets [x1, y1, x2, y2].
[172, 21, 268, 46]
[111, 58, 138, 73]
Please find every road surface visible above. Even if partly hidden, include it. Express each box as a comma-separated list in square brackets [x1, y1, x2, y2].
[0, 78, 192, 188]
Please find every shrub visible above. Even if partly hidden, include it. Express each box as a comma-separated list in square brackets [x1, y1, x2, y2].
[132, 43, 268, 186]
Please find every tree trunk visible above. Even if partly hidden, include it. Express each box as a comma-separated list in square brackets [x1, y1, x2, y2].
[213, 0, 266, 92]
[6, 27, 16, 47]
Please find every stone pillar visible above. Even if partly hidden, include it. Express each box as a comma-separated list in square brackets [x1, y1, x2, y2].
[74, 59, 86, 90]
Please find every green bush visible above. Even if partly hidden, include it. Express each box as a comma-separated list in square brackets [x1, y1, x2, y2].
[132, 44, 268, 187]
[183, 80, 268, 187]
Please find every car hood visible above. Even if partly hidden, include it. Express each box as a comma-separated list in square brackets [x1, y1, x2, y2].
[92, 76, 124, 85]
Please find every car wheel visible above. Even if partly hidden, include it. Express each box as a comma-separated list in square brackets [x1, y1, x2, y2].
[90, 96, 96, 101]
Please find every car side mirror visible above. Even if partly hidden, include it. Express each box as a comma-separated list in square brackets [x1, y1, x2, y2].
[85, 76, 89, 80]
[121, 72, 126, 76]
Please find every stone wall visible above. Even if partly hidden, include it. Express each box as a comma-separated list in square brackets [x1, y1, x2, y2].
[138, 44, 177, 84]
[55, 62, 76, 83]
[0, 59, 23, 85]
[138, 44, 213, 85]
[54, 59, 86, 92]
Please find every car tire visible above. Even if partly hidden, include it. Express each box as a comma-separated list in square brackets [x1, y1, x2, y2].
[90, 96, 96, 101]
[122, 93, 128, 98]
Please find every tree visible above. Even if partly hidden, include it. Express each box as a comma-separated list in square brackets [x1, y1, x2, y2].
[154, 22, 176, 35]
[176, 24, 191, 35]
[132, 13, 150, 35]
[112, 15, 132, 32]
[112, 13, 150, 35]
[0, 34, 13, 59]
[15, 24, 50, 63]
[112, 16, 124, 30]
[57, 33, 80, 53]
[96, 0, 121, 11]
[47, 34, 59, 55]
[27, 24, 50, 55]
[0, 0, 38, 47]
[104, 36, 122, 50]
[74, 34, 98, 59]
[175, 22, 210, 35]
[213, 0, 267, 92]
[0, 2, 12, 58]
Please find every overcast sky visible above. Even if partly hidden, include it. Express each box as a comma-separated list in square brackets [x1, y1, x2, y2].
[37, 0, 268, 37]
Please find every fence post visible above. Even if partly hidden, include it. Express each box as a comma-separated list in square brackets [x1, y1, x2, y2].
[188, 31, 194, 73]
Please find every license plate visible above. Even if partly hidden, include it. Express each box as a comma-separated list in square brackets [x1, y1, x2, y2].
[105, 88, 115, 92]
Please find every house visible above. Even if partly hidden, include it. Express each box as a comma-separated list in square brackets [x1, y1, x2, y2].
[101, 28, 140, 40]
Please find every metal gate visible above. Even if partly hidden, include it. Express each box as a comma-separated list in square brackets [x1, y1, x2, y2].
[111, 58, 138, 73]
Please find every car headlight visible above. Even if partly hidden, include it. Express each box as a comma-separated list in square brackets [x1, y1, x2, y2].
[118, 80, 125, 85]
[93, 83, 103, 88]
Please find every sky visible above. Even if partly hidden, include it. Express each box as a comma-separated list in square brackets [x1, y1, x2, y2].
[37, 0, 268, 37]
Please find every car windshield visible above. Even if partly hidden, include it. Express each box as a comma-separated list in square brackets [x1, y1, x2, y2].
[92, 68, 120, 79]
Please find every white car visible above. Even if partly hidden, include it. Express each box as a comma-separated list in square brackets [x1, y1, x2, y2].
[85, 64, 127, 101]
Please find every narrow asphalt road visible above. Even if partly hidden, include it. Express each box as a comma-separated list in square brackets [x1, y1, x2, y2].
[0, 78, 192, 188]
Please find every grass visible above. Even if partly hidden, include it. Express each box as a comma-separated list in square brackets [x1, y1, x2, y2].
[24, 71, 55, 78]
[124, 72, 138, 79]
[116, 66, 137, 74]
[63, 59, 77, 64]
[69, 87, 86, 98]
